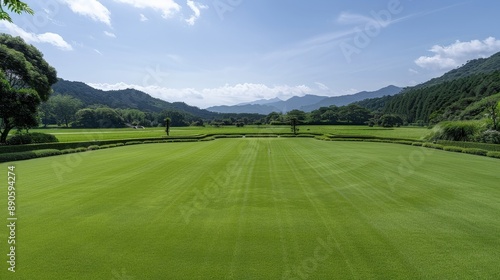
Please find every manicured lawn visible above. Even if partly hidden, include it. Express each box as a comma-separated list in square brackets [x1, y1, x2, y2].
[28, 125, 431, 142]
[1, 139, 499, 279]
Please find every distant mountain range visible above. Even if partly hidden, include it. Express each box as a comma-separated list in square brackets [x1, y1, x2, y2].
[206, 85, 402, 114]
[51, 79, 217, 119]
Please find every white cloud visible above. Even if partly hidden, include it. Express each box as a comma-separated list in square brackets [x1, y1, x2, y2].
[104, 31, 116, 38]
[140, 14, 149, 22]
[94, 49, 103, 55]
[185, 0, 208, 26]
[315, 82, 330, 91]
[0, 21, 73, 51]
[61, 0, 111, 26]
[87, 82, 313, 108]
[113, 0, 181, 19]
[415, 37, 500, 70]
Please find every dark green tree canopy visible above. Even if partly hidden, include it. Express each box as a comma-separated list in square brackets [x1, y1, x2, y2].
[0, 34, 57, 143]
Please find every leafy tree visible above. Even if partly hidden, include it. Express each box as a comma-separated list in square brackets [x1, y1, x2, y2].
[165, 117, 171, 136]
[338, 104, 372, 124]
[95, 107, 125, 128]
[321, 109, 338, 124]
[73, 107, 125, 128]
[0, 0, 33, 23]
[73, 108, 97, 128]
[379, 114, 403, 127]
[0, 34, 57, 143]
[46, 95, 82, 127]
[38, 100, 55, 127]
[290, 117, 299, 135]
[287, 109, 307, 121]
[485, 100, 500, 130]
[266, 112, 282, 124]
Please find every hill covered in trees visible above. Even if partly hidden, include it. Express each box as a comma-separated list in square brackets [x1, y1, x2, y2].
[357, 52, 500, 125]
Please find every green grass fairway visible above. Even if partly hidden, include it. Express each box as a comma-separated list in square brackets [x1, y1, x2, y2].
[1, 139, 500, 279]
[28, 125, 431, 142]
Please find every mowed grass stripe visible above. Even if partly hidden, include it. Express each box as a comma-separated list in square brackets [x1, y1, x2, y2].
[1, 139, 500, 279]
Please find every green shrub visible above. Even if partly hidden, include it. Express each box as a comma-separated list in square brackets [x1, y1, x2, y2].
[61, 149, 77, 154]
[477, 130, 500, 144]
[87, 145, 100, 151]
[99, 144, 117, 149]
[6, 132, 58, 145]
[0, 151, 36, 162]
[463, 148, 488, 156]
[125, 141, 142, 145]
[412, 142, 423, 146]
[422, 143, 444, 149]
[393, 140, 413, 145]
[436, 140, 500, 152]
[429, 121, 483, 142]
[33, 149, 62, 157]
[487, 151, 500, 159]
[75, 147, 87, 152]
[116, 143, 125, 147]
[443, 146, 464, 153]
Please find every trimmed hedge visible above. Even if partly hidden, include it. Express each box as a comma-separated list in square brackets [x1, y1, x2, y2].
[6, 132, 59, 145]
[443, 146, 464, 153]
[422, 143, 444, 150]
[0, 149, 63, 163]
[463, 148, 489, 156]
[487, 151, 500, 159]
[0, 135, 207, 154]
[437, 140, 500, 152]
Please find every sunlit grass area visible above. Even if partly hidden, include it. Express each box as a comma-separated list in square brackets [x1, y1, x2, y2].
[1, 138, 499, 279]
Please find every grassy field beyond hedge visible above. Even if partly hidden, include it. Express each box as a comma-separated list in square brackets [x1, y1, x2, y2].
[26, 125, 431, 142]
[1, 139, 500, 279]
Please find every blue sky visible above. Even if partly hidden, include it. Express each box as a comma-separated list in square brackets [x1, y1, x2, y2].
[2, 0, 500, 108]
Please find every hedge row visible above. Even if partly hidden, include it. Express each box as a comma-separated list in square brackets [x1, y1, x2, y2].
[329, 134, 422, 143]
[318, 137, 500, 160]
[437, 140, 500, 152]
[0, 135, 207, 154]
[0, 138, 207, 163]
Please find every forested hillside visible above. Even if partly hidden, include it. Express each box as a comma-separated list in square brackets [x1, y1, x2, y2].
[356, 52, 500, 124]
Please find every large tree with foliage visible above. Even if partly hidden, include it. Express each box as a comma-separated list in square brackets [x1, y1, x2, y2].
[46, 95, 83, 127]
[0, 0, 33, 22]
[0, 34, 58, 143]
[165, 118, 171, 136]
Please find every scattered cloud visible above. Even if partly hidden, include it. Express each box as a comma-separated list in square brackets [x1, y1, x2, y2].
[140, 14, 149, 22]
[415, 37, 500, 70]
[104, 31, 116, 38]
[337, 12, 390, 28]
[94, 49, 103, 55]
[61, 0, 111, 26]
[113, 0, 181, 19]
[185, 0, 208, 26]
[0, 21, 73, 51]
[315, 82, 330, 91]
[408, 68, 419, 75]
[87, 82, 313, 108]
